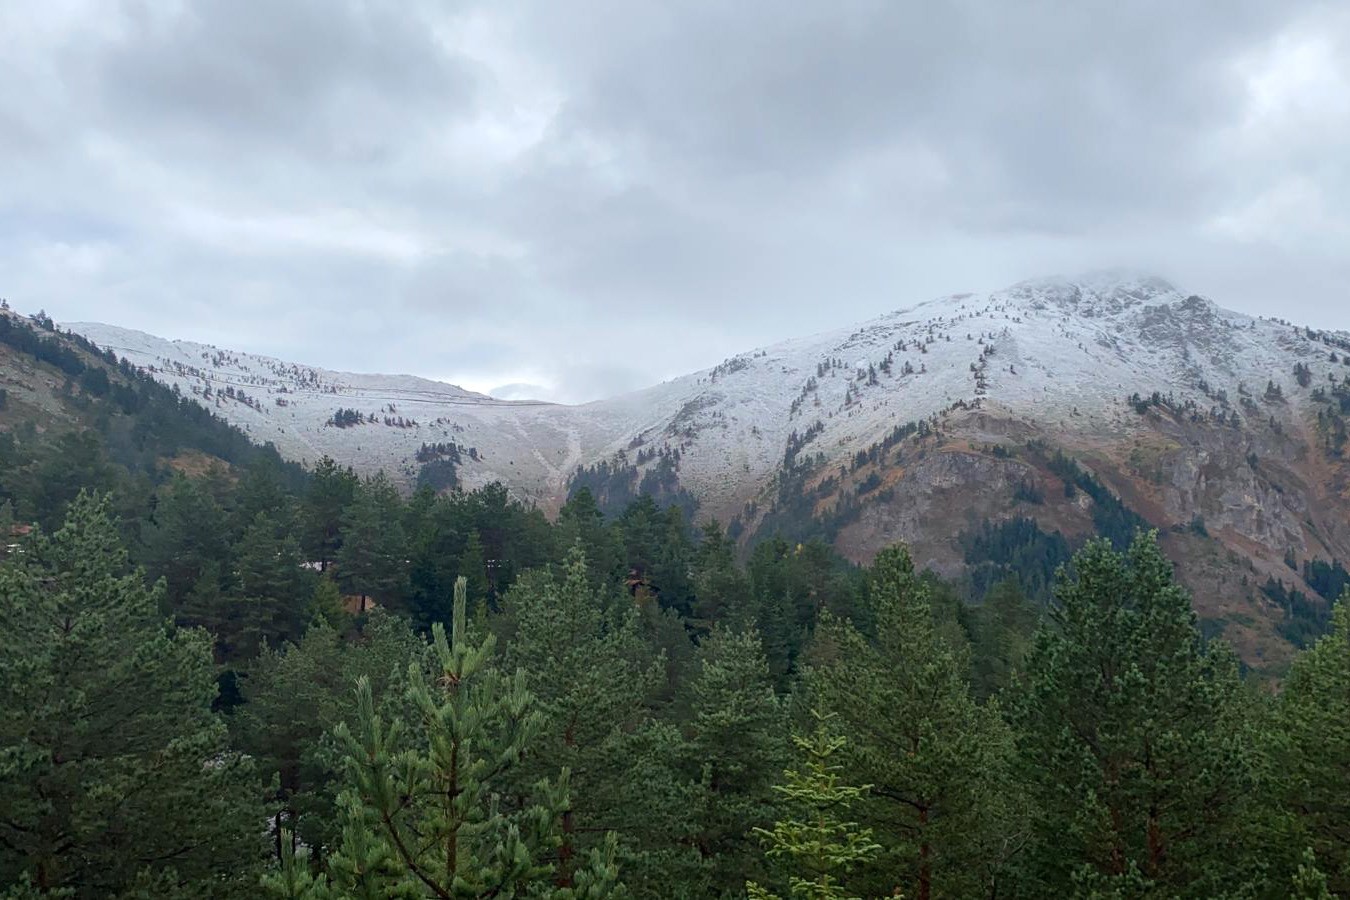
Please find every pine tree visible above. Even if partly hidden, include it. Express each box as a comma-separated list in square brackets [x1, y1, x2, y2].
[806, 545, 1018, 899]
[301, 456, 358, 572]
[456, 531, 490, 609]
[690, 522, 753, 630]
[686, 629, 789, 895]
[0, 493, 264, 896]
[1278, 592, 1350, 894]
[261, 830, 333, 900]
[230, 511, 315, 657]
[500, 547, 659, 888]
[555, 487, 624, 587]
[229, 456, 298, 542]
[746, 712, 881, 900]
[326, 576, 622, 897]
[967, 576, 1039, 699]
[0, 499, 14, 560]
[139, 473, 229, 610]
[1011, 533, 1269, 896]
[234, 611, 423, 862]
[335, 474, 407, 612]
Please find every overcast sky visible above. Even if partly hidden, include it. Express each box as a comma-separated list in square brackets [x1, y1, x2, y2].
[2, 1, 1347, 402]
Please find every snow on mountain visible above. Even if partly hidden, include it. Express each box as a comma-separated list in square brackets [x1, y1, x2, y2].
[63, 273, 1347, 517]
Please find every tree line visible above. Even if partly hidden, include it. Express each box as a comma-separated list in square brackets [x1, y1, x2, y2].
[1, 459, 1349, 897]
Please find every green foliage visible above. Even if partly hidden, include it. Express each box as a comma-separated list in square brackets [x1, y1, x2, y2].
[964, 576, 1040, 698]
[234, 611, 423, 859]
[335, 474, 407, 610]
[0, 493, 265, 897]
[501, 548, 659, 888]
[959, 516, 1072, 602]
[1277, 594, 1350, 894]
[301, 456, 358, 571]
[806, 545, 1020, 899]
[1011, 532, 1274, 896]
[326, 577, 623, 897]
[261, 831, 332, 900]
[686, 629, 789, 894]
[746, 713, 881, 900]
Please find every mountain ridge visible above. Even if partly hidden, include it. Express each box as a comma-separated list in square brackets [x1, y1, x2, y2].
[60, 273, 1350, 670]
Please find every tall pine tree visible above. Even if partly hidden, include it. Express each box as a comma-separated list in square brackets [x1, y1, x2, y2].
[335, 474, 406, 613]
[1278, 591, 1350, 894]
[325, 576, 621, 897]
[0, 493, 264, 897]
[500, 547, 660, 888]
[806, 544, 1019, 900]
[1011, 533, 1270, 896]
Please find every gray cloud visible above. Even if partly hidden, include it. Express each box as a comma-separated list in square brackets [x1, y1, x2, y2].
[1, 0, 1347, 402]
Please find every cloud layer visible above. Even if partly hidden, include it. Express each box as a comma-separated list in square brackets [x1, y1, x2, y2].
[2, 0, 1347, 401]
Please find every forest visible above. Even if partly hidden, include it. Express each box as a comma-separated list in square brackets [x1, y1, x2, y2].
[1, 316, 1349, 898]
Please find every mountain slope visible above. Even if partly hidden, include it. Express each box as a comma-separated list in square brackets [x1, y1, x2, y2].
[65, 273, 1350, 670]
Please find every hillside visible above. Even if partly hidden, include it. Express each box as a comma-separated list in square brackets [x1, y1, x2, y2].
[0, 308, 305, 530]
[64, 273, 1350, 670]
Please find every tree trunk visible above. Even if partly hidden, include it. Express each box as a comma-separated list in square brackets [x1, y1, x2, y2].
[918, 805, 931, 900]
[557, 720, 576, 888]
[1147, 806, 1164, 879]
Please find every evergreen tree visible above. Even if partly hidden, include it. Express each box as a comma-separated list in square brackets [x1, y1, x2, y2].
[229, 456, 298, 542]
[230, 511, 315, 657]
[234, 611, 423, 862]
[25, 431, 118, 529]
[1011, 533, 1270, 896]
[261, 830, 332, 900]
[746, 713, 881, 900]
[967, 576, 1039, 699]
[686, 629, 788, 895]
[1278, 592, 1350, 894]
[139, 473, 229, 611]
[556, 487, 624, 587]
[326, 577, 622, 897]
[690, 522, 752, 630]
[335, 474, 407, 612]
[806, 545, 1018, 899]
[0, 493, 264, 896]
[301, 456, 358, 572]
[456, 531, 490, 610]
[501, 548, 659, 888]
[0, 499, 15, 561]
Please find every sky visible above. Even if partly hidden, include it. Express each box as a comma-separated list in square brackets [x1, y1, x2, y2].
[1, 1, 1348, 403]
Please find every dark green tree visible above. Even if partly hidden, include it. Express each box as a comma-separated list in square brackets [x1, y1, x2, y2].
[24, 431, 118, 530]
[301, 456, 358, 572]
[806, 545, 1019, 900]
[235, 611, 423, 863]
[335, 474, 407, 612]
[1278, 591, 1350, 894]
[326, 577, 622, 897]
[1012, 533, 1271, 896]
[140, 474, 230, 612]
[686, 628, 788, 895]
[0, 493, 264, 897]
[556, 487, 624, 587]
[501, 548, 659, 888]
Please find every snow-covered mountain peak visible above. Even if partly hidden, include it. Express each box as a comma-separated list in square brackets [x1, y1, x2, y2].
[998, 271, 1183, 317]
[61, 273, 1350, 524]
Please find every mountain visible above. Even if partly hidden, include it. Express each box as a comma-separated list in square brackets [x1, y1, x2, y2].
[65, 273, 1350, 670]
[0, 307, 306, 532]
